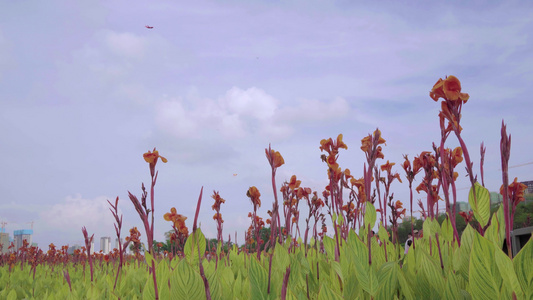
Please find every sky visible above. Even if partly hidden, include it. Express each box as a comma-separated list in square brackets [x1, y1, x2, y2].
[1, 0, 532, 250]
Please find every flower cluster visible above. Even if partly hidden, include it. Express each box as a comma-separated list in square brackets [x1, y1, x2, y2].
[164, 207, 189, 237]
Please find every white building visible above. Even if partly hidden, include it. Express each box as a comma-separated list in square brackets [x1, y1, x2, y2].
[100, 236, 111, 253]
[13, 229, 32, 251]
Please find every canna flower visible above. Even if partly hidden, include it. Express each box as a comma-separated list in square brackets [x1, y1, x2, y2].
[164, 207, 179, 222]
[430, 75, 469, 103]
[380, 160, 395, 173]
[270, 149, 285, 168]
[500, 177, 527, 208]
[459, 210, 474, 223]
[143, 148, 168, 164]
[247, 186, 261, 207]
[451, 147, 463, 167]
[288, 175, 301, 190]
[213, 212, 224, 223]
[211, 191, 226, 211]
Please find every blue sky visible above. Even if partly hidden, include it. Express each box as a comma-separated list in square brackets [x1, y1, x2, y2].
[1, 0, 532, 249]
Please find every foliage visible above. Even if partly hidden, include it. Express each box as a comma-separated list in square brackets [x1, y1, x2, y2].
[2, 75, 532, 299]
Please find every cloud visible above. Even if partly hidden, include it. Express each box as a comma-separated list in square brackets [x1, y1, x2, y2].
[39, 194, 117, 240]
[104, 31, 147, 59]
[155, 86, 279, 140]
[221, 87, 278, 120]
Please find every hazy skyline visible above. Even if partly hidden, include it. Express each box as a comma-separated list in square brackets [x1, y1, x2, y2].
[1, 0, 532, 249]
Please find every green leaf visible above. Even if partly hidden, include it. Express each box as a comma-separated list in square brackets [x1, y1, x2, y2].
[469, 232, 501, 300]
[184, 228, 207, 265]
[144, 251, 156, 269]
[468, 182, 490, 228]
[365, 202, 377, 229]
[514, 237, 533, 299]
[330, 261, 344, 287]
[6, 289, 17, 300]
[249, 256, 269, 300]
[443, 269, 460, 300]
[440, 213, 453, 243]
[378, 223, 389, 243]
[376, 262, 399, 300]
[317, 284, 343, 300]
[170, 259, 206, 299]
[419, 250, 444, 295]
[485, 206, 505, 249]
[323, 236, 336, 260]
[142, 274, 156, 300]
[273, 242, 290, 272]
[494, 245, 523, 299]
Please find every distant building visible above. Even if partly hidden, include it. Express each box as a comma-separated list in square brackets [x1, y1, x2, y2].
[490, 192, 503, 205]
[455, 201, 470, 212]
[67, 244, 82, 255]
[13, 229, 33, 251]
[100, 237, 111, 253]
[0, 232, 9, 253]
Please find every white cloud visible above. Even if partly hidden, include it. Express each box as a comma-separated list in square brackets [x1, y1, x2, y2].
[39, 194, 117, 239]
[221, 87, 278, 120]
[155, 87, 280, 140]
[105, 31, 147, 59]
[155, 99, 199, 138]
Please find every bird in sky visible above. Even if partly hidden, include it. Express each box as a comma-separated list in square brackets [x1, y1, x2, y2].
[145, 25, 154, 29]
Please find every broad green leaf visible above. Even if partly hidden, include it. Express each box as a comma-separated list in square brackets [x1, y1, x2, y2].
[454, 224, 475, 280]
[514, 237, 533, 299]
[144, 251, 156, 269]
[378, 223, 389, 243]
[419, 250, 444, 295]
[469, 232, 501, 300]
[330, 261, 344, 287]
[323, 236, 336, 259]
[184, 228, 207, 265]
[249, 256, 268, 300]
[365, 202, 377, 229]
[142, 274, 156, 300]
[494, 245, 523, 299]
[191, 233, 209, 267]
[468, 182, 490, 228]
[397, 268, 414, 300]
[441, 214, 453, 243]
[376, 262, 399, 300]
[170, 259, 206, 299]
[6, 289, 17, 300]
[485, 206, 505, 249]
[273, 242, 290, 272]
[443, 269, 460, 300]
[317, 283, 343, 300]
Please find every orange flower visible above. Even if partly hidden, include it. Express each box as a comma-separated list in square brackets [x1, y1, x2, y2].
[164, 207, 178, 222]
[336, 134, 348, 150]
[211, 191, 226, 211]
[270, 149, 285, 168]
[288, 175, 301, 190]
[212, 212, 224, 223]
[376, 146, 385, 159]
[501, 177, 527, 207]
[430, 76, 469, 103]
[143, 148, 168, 164]
[380, 160, 395, 173]
[247, 186, 261, 207]
[360, 135, 372, 152]
[320, 138, 333, 153]
[451, 147, 463, 167]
